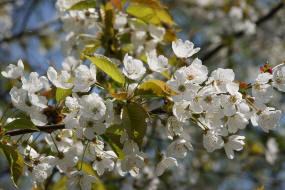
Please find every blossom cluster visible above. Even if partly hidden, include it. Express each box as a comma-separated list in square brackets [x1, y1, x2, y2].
[0, 1, 284, 189]
[2, 37, 284, 189]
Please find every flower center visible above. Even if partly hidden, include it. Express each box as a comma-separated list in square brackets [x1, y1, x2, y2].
[96, 155, 103, 161]
[92, 107, 99, 114]
[56, 134, 62, 142]
[255, 83, 261, 90]
[87, 120, 94, 128]
[178, 85, 185, 92]
[276, 77, 282, 84]
[25, 99, 32, 107]
[188, 75, 194, 80]
[230, 95, 237, 103]
[216, 80, 222, 86]
[204, 96, 212, 104]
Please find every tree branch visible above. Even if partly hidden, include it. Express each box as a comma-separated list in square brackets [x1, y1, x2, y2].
[201, 2, 284, 62]
[0, 0, 17, 7]
[18, 0, 37, 32]
[4, 124, 65, 136]
[0, 19, 59, 43]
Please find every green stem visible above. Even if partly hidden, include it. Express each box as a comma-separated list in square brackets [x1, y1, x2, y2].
[129, 73, 148, 100]
[190, 116, 208, 130]
[50, 134, 61, 154]
[94, 144, 118, 159]
[79, 141, 90, 171]
[31, 132, 41, 144]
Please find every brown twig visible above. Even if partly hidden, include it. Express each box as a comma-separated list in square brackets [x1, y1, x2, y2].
[201, 2, 284, 62]
[0, 19, 59, 43]
[4, 124, 65, 136]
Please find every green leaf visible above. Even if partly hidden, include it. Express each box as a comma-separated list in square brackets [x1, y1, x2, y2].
[254, 185, 264, 190]
[93, 180, 107, 190]
[126, 4, 175, 25]
[122, 103, 148, 148]
[127, 4, 159, 25]
[0, 144, 24, 187]
[3, 118, 39, 131]
[127, 18, 147, 30]
[50, 176, 68, 190]
[78, 162, 96, 176]
[155, 8, 175, 25]
[68, 0, 97, 10]
[84, 54, 125, 85]
[126, 0, 166, 8]
[102, 124, 125, 160]
[138, 79, 177, 97]
[56, 88, 72, 102]
[76, 162, 106, 190]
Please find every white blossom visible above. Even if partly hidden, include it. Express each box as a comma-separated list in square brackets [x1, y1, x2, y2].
[155, 157, 177, 176]
[224, 135, 245, 159]
[209, 68, 237, 94]
[45, 130, 73, 152]
[92, 151, 117, 176]
[123, 54, 146, 80]
[22, 72, 48, 93]
[184, 58, 208, 84]
[30, 106, 48, 126]
[167, 69, 199, 102]
[114, 12, 128, 31]
[203, 130, 224, 152]
[148, 24, 165, 41]
[56, 145, 82, 172]
[24, 156, 55, 186]
[172, 39, 200, 58]
[166, 138, 193, 158]
[47, 67, 73, 89]
[226, 112, 248, 133]
[66, 170, 97, 190]
[166, 116, 184, 139]
[265, 138, 279, 164]
[72, 64, 96, 92]
[62, 56, 81, 72]
[252, 73, 274, 103]
[79, 93, 106, 120]
[272, 63, 285, 92]
[1, 59, 24, 79]
[256, 107, 281, 133]
[146, 50, 168, 72]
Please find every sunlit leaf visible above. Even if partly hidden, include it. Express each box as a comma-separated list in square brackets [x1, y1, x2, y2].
[76, 162, 106, 190]
[254, 185, 264, 190]
[126, 4, 175, 25]
[138, 79, 177, 97]
[160, 70, 171, 80]
[122, 103, 148, 148]
[0, 144, 24, 188]
[155, 9, 175, 25]
[164, 27, 179, 43]
[110, 92, 128, 100]
[251, 142, 264, 154]
[3, 118, 39, 131]
[126, 0, 166, 8]
[84, 54, 125, 85]
[56, 88, 73, 102]
[110, 0, 122, 11]
[50, 176, 68, 190]
[127, 4, 159, 25]
[40, 87, 56, 100]
[68, 0, 97, 10]
[78, 162, 96, 176]
[103, 124, 125, 160]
